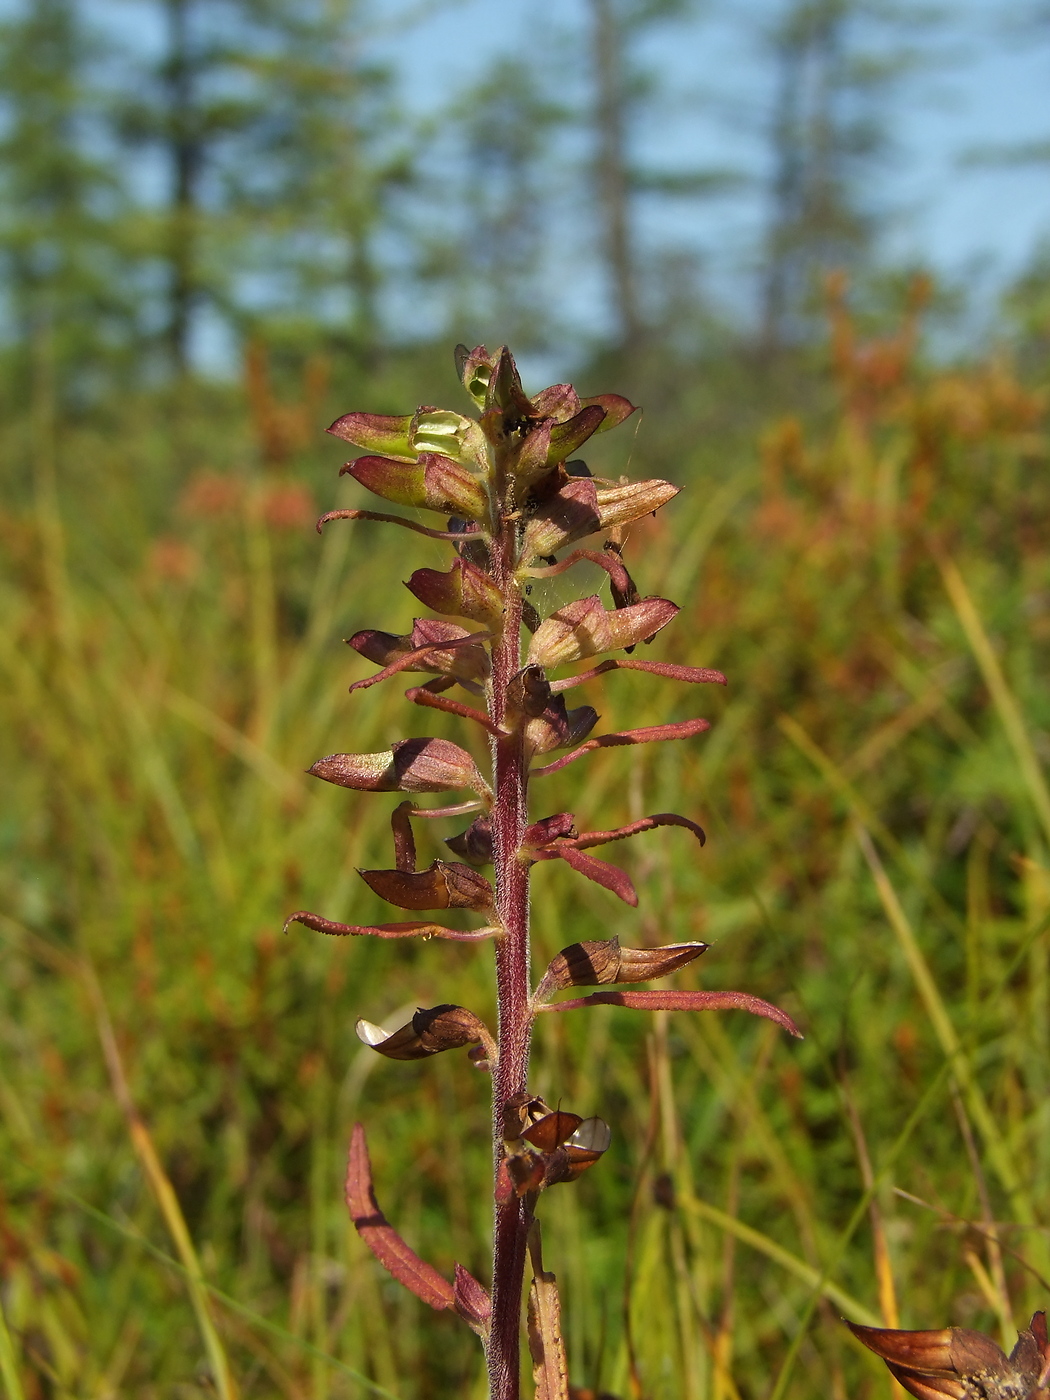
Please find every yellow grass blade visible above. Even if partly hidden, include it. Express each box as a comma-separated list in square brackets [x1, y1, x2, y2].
[0, 1302, 26, 1400]
[678, 1193, 881, 1327]
[82, 962, 239, 1400]
[854, 825, 1037, 1229]
[937, 552, 1050, 849]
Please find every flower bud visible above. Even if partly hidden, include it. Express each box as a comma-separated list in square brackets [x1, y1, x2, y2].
[406, 559, 503, 626]
[534, 937, 708, 1001]
[529, 383, 581, 421]
[341, 452, 488, 521]
[527, 595, 679, 669]
[309, 737, 487, 795]
[455, 343, 499, 406]
[327, 411, 414, 458]
[359, 859, 493, 912]
[356, 1004, 491, 1061]
[410, 407, 490, 473]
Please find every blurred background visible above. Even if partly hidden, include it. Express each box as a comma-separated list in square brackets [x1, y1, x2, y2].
[2, 0, 1050, 1396]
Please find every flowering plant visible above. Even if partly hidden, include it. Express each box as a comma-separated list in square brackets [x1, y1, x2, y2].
[287, 345, 800, 1399]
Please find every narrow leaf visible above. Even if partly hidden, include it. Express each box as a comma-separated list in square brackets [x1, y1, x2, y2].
[532, 717, 711, 777]
[572, 812, 706, 850]
[536, 846, 638, 906]
[453, 1263, 492, 1338]
[538, 989, 802, 1036]
[405, 684, 504, 735]
[345, 1123, 454, 1310]
[528, 1224, 569, 1400]
[549, 657, 727, 693]
[284, 910, 496, 941]
[317, 508, 481, 543]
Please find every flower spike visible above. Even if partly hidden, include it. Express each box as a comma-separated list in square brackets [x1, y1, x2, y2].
[287, 344, 792, 1398]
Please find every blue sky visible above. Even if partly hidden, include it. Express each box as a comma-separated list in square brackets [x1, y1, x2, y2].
[379, 0, 1050, 328]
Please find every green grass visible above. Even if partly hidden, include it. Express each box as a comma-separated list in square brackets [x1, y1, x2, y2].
[2, 335, 1049, 1398]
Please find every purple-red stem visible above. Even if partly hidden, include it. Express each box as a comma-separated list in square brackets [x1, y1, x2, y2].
[486, 516, 532, 1400]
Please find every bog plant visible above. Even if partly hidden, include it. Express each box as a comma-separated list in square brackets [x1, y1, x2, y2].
[286, 344, 800, 1398]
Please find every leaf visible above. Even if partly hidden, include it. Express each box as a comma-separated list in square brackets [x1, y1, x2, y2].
[527, 1224, 569, 1400]
[549, 657, 727, 693]
[532, 717, 711, 777]
[345, 1123, 454, 1311]
[452, 1263, 492, 1338]
[538, 989, 803, 1037]
[284, 910, 497, 941]
[317, 508, 476, 543]
[538, 845, 638, 906]
[571, 812, 706, 851]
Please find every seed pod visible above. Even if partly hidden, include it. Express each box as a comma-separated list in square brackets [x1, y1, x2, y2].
[359, 860, 493, 912]
[506, 1152, 547, 1197]
[527, 595, 679, 669]
[535, 937, 708, 1001]
[502, 1092, 555, 1143]
[521, 1111, 584, 1152]
[506, 665, 552, 721]
[309, 737, 488, 796]
[356, 1004, 491, 1061]
[562, 1117, 612, 1179]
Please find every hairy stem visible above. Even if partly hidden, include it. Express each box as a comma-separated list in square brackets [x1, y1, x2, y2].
[487, 519, 532, 1400]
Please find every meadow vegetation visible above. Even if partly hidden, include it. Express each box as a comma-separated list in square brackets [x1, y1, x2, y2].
[2, 292, 1050, 1398]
